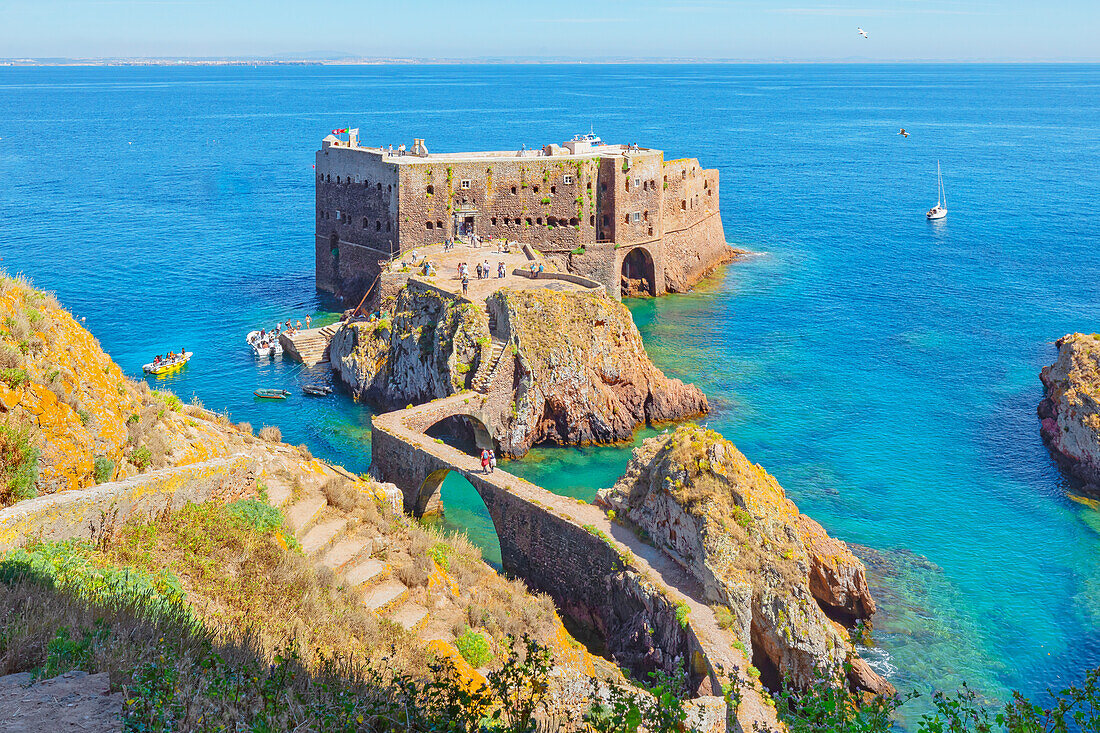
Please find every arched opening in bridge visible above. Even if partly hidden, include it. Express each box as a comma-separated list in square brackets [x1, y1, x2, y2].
[621, 247, 655, 297]
[425, 414, 494, 454]
[416, 469, 503, 568]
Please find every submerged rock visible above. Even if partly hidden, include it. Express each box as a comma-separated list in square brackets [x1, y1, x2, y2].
[596, 424, 891, 696]
[1039, 333, 1100, 492]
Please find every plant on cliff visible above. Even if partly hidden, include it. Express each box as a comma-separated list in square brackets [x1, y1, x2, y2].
[585, 667, 695, 733]
[1, 367, 28, 387]
[129, 445, 152, 471]
[674, 600, 691, 629]
[0, 423, 39, 505]
[92, 456, 114, 484]
[455, 625, 493, 668]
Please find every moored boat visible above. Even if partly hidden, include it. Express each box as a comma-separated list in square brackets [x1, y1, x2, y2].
[247, 329, 283, 358]
[927, 161, 948, 220]
[143, 350, 191, 375]
[254, 388, 291, 400]
[302, 384, 332, 397]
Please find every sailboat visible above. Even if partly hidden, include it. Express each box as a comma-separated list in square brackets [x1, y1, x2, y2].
[927, 161, 947, 220]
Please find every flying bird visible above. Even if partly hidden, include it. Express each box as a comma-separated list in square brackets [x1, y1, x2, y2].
[899, 128, 909, 138]
[858, 27, 869, 38]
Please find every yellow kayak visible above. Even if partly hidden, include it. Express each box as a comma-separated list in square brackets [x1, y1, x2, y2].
[143, 351, 192, 375]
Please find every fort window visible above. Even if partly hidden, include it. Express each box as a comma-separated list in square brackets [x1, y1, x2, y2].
[643, 210, 649, 220]
[589, 215, 595, 225]
[536, 217, 543, 225]
[681, 200, 687, 210]
[550, 185, 556, 194]
[648, 226, 654, 236]
[376, 220, 382, 231]
[569, 217, 579, 226]
[335, 210, 342, 221]
[587, 181, 592, 190]
[547, 216, 557, 227]
[532, 185, 539, 193]
[634, 177, 641, 188]
[624, 214, 631, 224]
[437, 220, 443, 229]
[631, 212, 641, 223]
[387, 184, 392, 192]
[491, 217, 497, 225]
[377, 183, 382, 191]
[525, 217, 532, 226]
[426, 221, 434, 230]
[563, 175, 573, 184]
[386, 221, 391, 231]
[362, 217, 368, 229]
[511, 186, 517, 195]
[460, 179, 471, 190]
[426, 185, 434, 195]
[326, 174, 331, 182]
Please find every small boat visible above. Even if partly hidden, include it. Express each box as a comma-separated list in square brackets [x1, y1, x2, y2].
[254, 388, 291, 400]
[143, 350, 192, 375]
[246, 330, 283, 358]
[926, 161, 948, 220]
[302, 384, 332, 397]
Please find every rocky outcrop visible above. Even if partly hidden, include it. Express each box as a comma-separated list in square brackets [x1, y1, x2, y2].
[596, 425, 891, 696]
[1039, 333, 1100, 492]
[330, 280, 489, 408]
[489, 287, 708, 456]
[330, 279, 708, 457]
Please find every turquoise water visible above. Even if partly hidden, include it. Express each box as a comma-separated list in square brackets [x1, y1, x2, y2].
[3, 64, 1100, 707]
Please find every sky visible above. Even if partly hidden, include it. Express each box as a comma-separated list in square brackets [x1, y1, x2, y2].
[1, 0, 1098, 62]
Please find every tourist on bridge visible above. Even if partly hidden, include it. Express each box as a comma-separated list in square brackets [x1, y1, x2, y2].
[489, 450, 497, 473]
[305, 315, 311, 329]
[480, 449, 490, 474]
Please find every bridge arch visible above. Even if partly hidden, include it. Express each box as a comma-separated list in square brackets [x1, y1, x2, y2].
[621, 246, 656, 297]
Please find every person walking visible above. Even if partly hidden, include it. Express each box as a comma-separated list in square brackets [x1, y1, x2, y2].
[489, 450, 497, 474]
[480, 449, 490, 474]
[462, 273, 469, 295]
[482, 260, 490, 279]
[497, 262, 505, 278]
[305, 314, 311, 329]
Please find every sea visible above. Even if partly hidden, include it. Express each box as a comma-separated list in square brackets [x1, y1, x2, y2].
[2, 63, 1099, 714]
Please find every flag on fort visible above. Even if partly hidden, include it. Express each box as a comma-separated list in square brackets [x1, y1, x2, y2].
[332, 128, 348, 134]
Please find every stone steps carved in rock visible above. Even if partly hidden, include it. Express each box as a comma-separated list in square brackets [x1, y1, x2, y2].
[363, 578, 408, 612]
[319, 534, 371, 571]
[285, 494, 326, 536]
[389, 602, 429, 632]
[300, 518, 348, 556]
[264, 478, 293, 508]
[343, 558, 386, 587]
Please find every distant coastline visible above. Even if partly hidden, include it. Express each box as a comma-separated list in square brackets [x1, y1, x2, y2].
[3, 57, 1097, 67]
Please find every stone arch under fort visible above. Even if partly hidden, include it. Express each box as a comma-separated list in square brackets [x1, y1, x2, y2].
[621, 246, 656, 297]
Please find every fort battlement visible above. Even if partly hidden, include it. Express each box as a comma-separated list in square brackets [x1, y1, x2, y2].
[315, 133, 733, 302]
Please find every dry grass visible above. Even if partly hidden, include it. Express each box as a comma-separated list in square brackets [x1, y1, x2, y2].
[297, 444, 313, 461]
[321, 477, 360, 513]
[236, 422, 253, 436]
[258, 425, 282, 442]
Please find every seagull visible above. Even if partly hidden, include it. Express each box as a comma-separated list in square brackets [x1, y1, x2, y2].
[858, 27, 869, 39]
[899, 128, 909, 138]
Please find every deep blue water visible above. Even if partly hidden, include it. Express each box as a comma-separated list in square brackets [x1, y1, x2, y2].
[3, 64, 1100, 710]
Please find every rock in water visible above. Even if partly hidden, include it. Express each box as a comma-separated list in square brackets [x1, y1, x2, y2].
[596, 424, 892, 695]
[1039, 333, 1100, 492]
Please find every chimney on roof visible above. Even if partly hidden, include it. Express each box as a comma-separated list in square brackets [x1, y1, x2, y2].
[412, 138, 429, 157]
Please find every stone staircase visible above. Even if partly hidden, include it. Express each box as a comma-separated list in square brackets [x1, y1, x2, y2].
[281, 323, 340, 367]
[471, 311, 508, 394]
[270, 477, 429, 633]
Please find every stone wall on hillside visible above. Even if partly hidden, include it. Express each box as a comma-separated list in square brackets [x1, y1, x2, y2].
[0, 455, 257, 551]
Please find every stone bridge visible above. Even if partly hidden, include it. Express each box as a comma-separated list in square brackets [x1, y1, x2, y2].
[370, 394, 781, 731]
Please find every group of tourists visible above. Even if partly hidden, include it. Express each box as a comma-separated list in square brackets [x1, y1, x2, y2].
[151, 349, 187, 366]
[526, 262, 546, 275]
[480, 448, 497, 474]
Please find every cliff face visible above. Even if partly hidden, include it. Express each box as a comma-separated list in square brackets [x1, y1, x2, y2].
[1039, 333, 1100, 492]
[489, 288, 709, 456]
[596, 425, 890, 695]
[330, 281, 489, 409]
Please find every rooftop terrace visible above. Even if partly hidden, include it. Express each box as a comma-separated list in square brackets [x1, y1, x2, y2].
[321, 132, 659, 164]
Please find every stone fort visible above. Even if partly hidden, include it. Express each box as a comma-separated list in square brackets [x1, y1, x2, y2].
[315, 132, 732, 301]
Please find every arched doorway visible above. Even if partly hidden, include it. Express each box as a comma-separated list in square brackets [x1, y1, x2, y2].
[621, 247, 655, 297]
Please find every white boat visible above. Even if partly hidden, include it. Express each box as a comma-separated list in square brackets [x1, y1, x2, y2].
[927, 161, 948, 220]
[246, 330, 283, 358]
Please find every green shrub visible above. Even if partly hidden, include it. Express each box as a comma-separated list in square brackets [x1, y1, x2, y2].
[540, 197, 551, 205]
[0, 367, 28, 387]
[77, 409, 91, 425]
[127, 413, 140, 424]
[0, 424, 39, 505]
[93, 457, 114, 484]
[455, 626, 493, 667]
[130, 446, 152, 470]
[227, 499, 285, 535]
[675, 600, 690, 629]
[571, 246, 586, 255]
[156, 391, 182, 411]
[428, 542, 450, 571]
